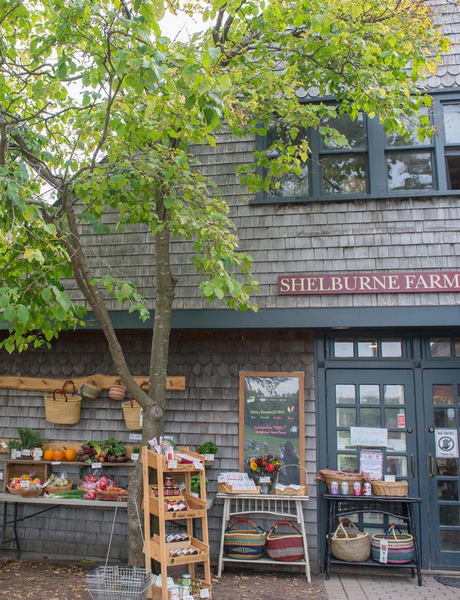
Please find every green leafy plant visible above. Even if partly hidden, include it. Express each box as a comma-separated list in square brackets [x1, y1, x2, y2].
[133, 447, 141, 453]
[196, 441, 218, 456]
[18, 428, 43, 449]
[191, 475, 209, 496]
[6, 439, 21, 452]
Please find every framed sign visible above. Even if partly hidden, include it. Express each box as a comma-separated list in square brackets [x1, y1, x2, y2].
[239, 372, 305, 486]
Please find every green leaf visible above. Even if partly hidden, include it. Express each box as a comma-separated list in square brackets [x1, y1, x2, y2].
[17, 305, 29, 326]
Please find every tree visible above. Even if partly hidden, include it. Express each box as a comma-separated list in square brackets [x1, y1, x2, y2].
[0, 0, 448, 564]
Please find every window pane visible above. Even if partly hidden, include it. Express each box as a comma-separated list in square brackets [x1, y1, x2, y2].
[334, 338, 354, 357]
[434, 407, 456, 428]
[337, 454, 358, 473]
[387, 432, 407, 452]
[386, 456, 407, 477]
[337, 430, 356, 450]
[441, 530, 460, 552]
[321, 154, 367, 195]
[267, 165, 309, 198]
[440, 506, 460, 527]
[443, 104, 460, 144]
[361, 408, 381, 427]
[358, 339, 378, 358]
[381, 339, 402, 358]
[320, 113, 366, 150]
[384, 385, 405, 405]
[385, 408, 405, 428]
[386, 110, 431, 147]
[445, 155, 460, 190]
[386, 151, 433, 191]
[438, 481, 459, 501]
[336, 384, 356, 404]
[437, 458, 458, 477]
[337, 407, 356, 427]
[456, 339, 460, 357]
[430, 338, 452, 357]
[433, 384, 454, 405]
[360, 385, 380, 404]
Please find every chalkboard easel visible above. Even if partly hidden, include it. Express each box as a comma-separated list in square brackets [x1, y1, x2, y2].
[239, 372, 305, 486]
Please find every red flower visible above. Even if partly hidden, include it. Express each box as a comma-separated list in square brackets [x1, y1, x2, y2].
[266, 463, 275, 472]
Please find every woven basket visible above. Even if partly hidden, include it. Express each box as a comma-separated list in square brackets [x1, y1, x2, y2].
[275, 465, 309, 495]
[80, 379, 101, 399]
[323, 472, 365, 493]
[331, 518, 371, 562]
[21, 487, 44, 498]
[44, 380, 81, 425]
[96, 489, 128, 502]
[266, 520, 304, 562]
[371, 524, 414, 563]
[224, 518, 267, 560]
[7, 484, 25, 495]
[372, 481, 408, 497]
[46, 478, 73, 494]
[109, 379, 127, 401]
[122, 397, 142, 431]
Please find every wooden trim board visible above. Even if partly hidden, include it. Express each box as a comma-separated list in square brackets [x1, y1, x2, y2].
[0, 375, 185, 392]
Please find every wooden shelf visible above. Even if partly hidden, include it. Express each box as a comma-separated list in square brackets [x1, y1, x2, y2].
[0, 458, 136, 466]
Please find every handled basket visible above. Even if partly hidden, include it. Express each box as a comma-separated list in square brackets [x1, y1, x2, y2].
[322, 471, 365, 493]
[122, 382, 146, 431]
[46, 478, 73, 494]
[371, 524, 414, 564]
[266, 520, 305, 562]
[80, 378, 102, 399]
[109, 378, 127, 401]
[44, 380, 82, 425]
[224, 518, 267, 560]
[331, 518, 371, 562]
[275, 464, 309, 495]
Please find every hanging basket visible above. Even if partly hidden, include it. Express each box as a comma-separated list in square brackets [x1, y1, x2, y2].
[330, 518, 371, 563]
[122, 396, 142, 431]
[371, 524, 414, 564]
[44, 380, 81, 425]
[80, 378, 102, 399]
[109, 379, 127, 401]
[266, 520, 305, 562]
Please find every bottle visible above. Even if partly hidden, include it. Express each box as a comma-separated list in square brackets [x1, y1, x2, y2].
[340, 481, 349, 495]
[353, 481, 362, 496]
[330, 481, 339, 495]
[363, 482, 372, 496]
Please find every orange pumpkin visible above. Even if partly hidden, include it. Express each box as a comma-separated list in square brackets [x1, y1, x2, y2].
[43, 450, 54, 461]
[53, 449, 65, 462]
[64, 448, 77, 462]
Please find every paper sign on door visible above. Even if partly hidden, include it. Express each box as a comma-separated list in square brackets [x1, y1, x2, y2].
[435, 429, 459, 458]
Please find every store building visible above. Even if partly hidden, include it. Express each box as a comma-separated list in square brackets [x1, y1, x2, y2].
[1, 0, 460, 574]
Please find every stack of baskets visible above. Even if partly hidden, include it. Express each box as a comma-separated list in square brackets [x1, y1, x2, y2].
[330, 518, 371, 562]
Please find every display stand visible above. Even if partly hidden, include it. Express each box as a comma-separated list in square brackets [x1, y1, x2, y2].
[142, 448, 211, 600]
[324, 494, 422, 586]
[216, 492, 311, 582]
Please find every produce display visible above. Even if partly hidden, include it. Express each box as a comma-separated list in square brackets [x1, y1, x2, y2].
[78, 474, 128, 500]
[45, 473, 72, 489]
[8, 475, 44, 491]
[76, 438, 129, 464]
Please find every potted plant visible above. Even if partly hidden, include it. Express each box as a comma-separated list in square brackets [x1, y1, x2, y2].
[6, 439, 22, 459]
[131, 446, 141, 462]
[196, 441, 218, 462]
[18, 428, 43, 460]
[190, 474, 209, 499]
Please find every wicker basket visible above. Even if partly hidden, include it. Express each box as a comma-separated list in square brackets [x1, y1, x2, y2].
[96, 489, 128, 502]
[372, 481, 408, 497]
[266, 520, 305, 562]
[46, 478, 73, 494]
[7, 484, 25, 495]
[44, 380, 81, 425]
[224, 518, 267, 560]
[21, 487, 44, 498]
[275, 465, 309, 495]
[331, 518, 371, 562]
[371, 524, 414, 563]
[80, 379, 102, 399]
[122, 397, 142, 431]
[109, 379, 127, 401]
[323, 472, 365, 493]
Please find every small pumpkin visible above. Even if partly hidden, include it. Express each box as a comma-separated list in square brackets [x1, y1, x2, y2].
[64, 448, 77, 461]
[53, 449, 65, 462]
[44, 449, 54, 461]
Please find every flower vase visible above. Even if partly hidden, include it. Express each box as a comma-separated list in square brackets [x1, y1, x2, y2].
[259, 478, 272, 495]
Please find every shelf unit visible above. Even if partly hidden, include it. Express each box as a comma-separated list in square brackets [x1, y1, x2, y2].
[216, 492, 311, 582]
[142, 448, 211, 600]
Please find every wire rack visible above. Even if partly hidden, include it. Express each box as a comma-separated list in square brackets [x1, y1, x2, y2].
[86, 566, 152, 600]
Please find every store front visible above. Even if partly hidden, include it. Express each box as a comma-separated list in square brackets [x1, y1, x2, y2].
[316, 332, 460, 570]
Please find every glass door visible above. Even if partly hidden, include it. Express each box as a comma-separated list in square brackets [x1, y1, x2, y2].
[423, 370, 460, 567]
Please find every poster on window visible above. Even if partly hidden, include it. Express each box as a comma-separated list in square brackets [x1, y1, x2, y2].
[435, 429, 459, 458]
[360, 451, 384, 480]
[239, 372, 305, 486]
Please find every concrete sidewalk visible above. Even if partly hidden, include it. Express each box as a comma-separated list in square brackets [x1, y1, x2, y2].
[325, 573, 460, 600]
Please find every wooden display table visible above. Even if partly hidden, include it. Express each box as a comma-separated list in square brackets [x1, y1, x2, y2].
[324, 494, 422, 586]
[217, 492, 311, 582]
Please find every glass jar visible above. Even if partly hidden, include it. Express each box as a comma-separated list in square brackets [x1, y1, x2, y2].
[182, 574, 191, 587]
[164, 477, 174, 487]
[151, 485, 158, 497]
[173, 486, 180, 496]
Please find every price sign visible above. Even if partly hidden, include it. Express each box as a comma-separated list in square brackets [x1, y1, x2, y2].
[397, 414, 406, 428]
[275, 483, 286, 491]
[12, 450, 21, 459]
[193, 462, 204, 470]
[92, 462, 102, 470]
[204, 454, 214, 462]
[129, 433, 142, 441]
[259, 476, 271, 483]
[200, 589, 210, 598]
[168, 460, 178, 469]
[51, 461, 62, 465]
[0, 442, 7, 449]
[20, 480, 30, 488]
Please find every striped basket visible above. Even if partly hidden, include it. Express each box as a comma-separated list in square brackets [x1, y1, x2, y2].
[266, 520, 305, 562]
[224, 518, 266, 560]
[371, 524, 414, 564]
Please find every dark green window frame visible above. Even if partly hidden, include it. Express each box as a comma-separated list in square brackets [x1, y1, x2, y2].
[253, 90, 460, 204]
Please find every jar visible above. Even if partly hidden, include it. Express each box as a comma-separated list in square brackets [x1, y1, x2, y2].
[182, 574, 191, 586]
[151, 485, 158, 497]
[164, 477, 174, 487]
[173, 486, 180, 496]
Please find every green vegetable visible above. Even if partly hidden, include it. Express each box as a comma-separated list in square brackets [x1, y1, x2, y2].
[101, 438, 126, 457]
[48, 489, 86, 499]
[190, 475, 209, 496]
[196, 441, 218, 455]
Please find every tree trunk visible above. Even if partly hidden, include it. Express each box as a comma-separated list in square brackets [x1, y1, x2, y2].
[128, 195, 175, 566]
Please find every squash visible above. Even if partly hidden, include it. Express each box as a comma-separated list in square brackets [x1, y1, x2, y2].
[53, 449, 65, 462]
[44, 449, 54, 461]
[64, 448, 77, 461]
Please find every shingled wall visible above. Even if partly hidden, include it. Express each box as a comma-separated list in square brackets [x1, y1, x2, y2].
[0, 329, 318, 567]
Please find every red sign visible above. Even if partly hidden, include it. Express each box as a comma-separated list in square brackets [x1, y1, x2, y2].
[397, 414, 406, 428]
[278, 272, 460, 295]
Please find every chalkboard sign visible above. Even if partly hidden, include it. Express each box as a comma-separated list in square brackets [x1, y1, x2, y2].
[239, 372, 305, 486]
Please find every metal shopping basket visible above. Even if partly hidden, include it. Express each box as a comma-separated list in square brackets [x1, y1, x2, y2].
[87, 566, 152, 600]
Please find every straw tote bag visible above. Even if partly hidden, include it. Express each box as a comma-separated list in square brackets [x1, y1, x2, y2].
[44, 380, 82, 425]
[266, 520, 305, 562]
[330, 518, 371, 562]
[122, 381, 147, 431]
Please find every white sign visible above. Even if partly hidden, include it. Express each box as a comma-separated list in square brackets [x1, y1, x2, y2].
[129, 433, 142, 441]
[167, 460, 178, 469]
[435, 429, 459, 458]
[92, 462, 102, 469]
[350, 427, 388, 447]
[360, 451, 384, 480]
[200, 589, 210, 599]
[0, 442, 7, 449]
[194, 461, 204, 471]
[139, 408, 144, 427]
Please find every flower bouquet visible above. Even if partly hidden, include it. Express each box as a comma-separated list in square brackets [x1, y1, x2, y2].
[249, 454, 281, 493]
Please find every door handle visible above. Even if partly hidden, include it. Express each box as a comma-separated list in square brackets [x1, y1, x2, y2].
[429, 454, 435, 478]
[411, 454, 415, 478]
